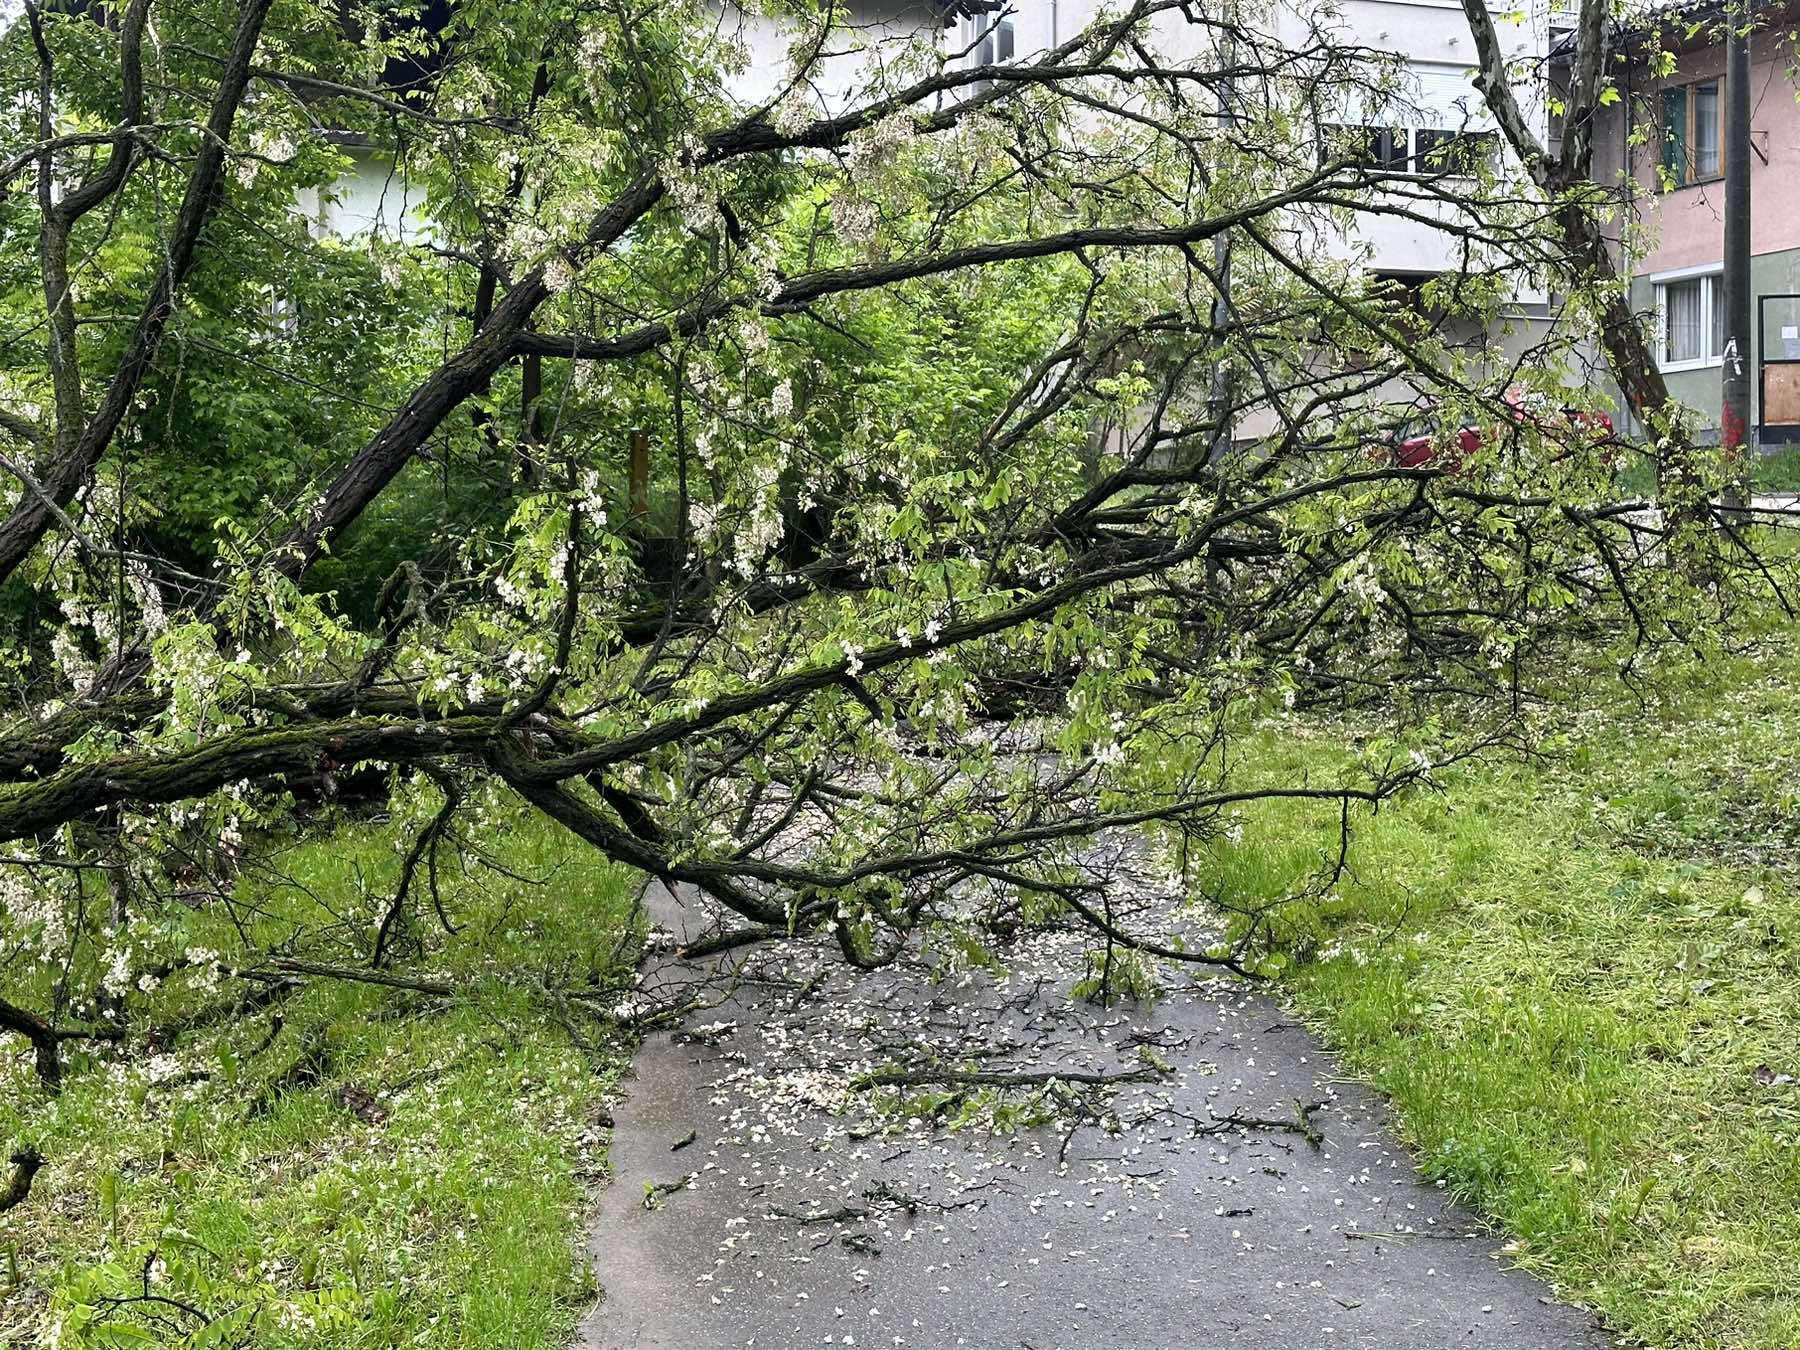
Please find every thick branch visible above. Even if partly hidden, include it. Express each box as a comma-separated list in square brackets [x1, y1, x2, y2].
[0, 716, 497, 843]
[0, 0, 275, 584]
[0, 996, 63, 1091]
[1459, 0, 1551, 175]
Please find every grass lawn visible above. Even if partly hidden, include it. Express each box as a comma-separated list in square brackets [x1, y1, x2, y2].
[1616, 445, 1800, 497]
[1209, 636, 1800, 1348]
[1, 800, 639, 1350]
[9, 640, 1799, 1349]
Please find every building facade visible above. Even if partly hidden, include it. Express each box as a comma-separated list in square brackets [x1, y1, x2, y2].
[1593, 0, 1800, 446]
[312, 1, 1568, 302]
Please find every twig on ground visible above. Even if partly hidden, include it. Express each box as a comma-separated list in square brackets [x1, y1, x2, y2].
[677, 924, 781, 959]
[1343, 1228, 1478, 1241]
[853, 1063, 1161, 1090]
[643, 1174, 697, 1209]
[1147, 1097, 1329, 1148]
[767, 1179, 983, 1226]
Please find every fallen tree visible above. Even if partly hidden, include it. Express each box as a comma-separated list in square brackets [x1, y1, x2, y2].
[0, 0, 1784, 1096]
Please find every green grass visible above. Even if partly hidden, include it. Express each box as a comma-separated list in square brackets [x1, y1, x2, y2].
[2, 799, 639, 1350]
[1616, 445, 1800, 498]
[1752, 447, 1800, 494]
[1207, 641, 1800, 1348]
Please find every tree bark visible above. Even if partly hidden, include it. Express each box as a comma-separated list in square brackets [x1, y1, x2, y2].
[0, 997, 63, 1092]
[0, 1148, 43, 1213]
[0, 716, 498, 843]
[1552, 201, 1679, 429]
[0, 0, 277, 585]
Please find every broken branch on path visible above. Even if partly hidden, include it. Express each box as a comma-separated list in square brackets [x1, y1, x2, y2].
[643, 1175, 697, 1209]
[675, 924, 782, 959]
[768, 1179, 988, 1226]
[1148, 1097, 1329, 1148]
[852, 1063, 1163, 1090]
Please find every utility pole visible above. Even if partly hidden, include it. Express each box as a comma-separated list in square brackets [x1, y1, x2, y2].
[1720, 0, 1753, 513]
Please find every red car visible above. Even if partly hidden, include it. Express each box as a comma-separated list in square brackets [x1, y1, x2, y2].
[1380, 388, 1616, 472]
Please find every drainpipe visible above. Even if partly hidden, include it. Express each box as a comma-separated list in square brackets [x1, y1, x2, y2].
[1050, 0, 1058, 47]
[1720, 0, 1753, 513]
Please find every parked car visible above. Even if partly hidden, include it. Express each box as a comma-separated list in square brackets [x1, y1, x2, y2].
[1376, 388, 1616, 472]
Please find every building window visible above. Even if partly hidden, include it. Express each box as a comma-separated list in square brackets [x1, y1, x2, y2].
[1661, 79, 1723, 187]
[1377, 127, 1413, 172]
[963, 13, 1014, 68]
[1414, 128, 1498, 176]
[1655, 271, 1725, 367]
[1320, 125, 1406, 171]
[1322, 125, 1496, 176]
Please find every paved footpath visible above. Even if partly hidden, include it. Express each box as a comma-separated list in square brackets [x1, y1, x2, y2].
[578, 876, 1613, 1350]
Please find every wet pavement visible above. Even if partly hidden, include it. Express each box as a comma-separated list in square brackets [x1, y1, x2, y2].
[578, 875, 1613, 1350]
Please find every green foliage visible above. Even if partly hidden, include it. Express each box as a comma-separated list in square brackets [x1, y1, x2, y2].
[1, 803, 639, 1348]
[1071, 945, 1162, 1004]
[1204, 633, 1800, 1349]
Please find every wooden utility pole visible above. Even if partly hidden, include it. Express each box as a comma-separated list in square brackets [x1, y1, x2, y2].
[1720, 0, 1753, 512]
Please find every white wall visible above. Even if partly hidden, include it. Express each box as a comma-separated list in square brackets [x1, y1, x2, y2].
[713, 0, 948, 112]
[300, 146, 431, 242]
[953, 0, 1555, 291]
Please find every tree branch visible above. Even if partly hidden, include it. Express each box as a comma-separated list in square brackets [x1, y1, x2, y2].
[0, 1148, 44, 1214]
[0, 0, 275, 585]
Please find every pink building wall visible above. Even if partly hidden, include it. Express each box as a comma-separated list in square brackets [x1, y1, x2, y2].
[1620, 37, 1800, 275]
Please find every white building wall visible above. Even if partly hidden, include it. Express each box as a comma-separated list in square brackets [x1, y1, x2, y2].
[986, 0, 1556, 284]
[300, 147, 431, 242]
[714, 0, 949, 112]
[308, 0, 1561, 320]
[1326, 2, 1553, 287]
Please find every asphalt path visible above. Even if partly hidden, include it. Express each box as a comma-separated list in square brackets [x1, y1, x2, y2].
[578, 872, 1613, 1350]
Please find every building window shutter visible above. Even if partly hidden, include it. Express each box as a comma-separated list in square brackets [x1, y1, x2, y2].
[1662, 86, 1689, 185]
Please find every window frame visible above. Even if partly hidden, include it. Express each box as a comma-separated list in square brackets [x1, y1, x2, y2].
[1659, 76, 1725, 190]
[1652, 265, 1725, 371]
[1320, 124, 1496, 178]
[961, 12, 1015, 70]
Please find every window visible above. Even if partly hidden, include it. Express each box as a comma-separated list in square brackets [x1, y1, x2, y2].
[1373, 127, 1411, 172]
[1661, 79, 1724, 187]
[963, 13, 1014, 68]
[1323, 126, 1407, 171]
[1322, 125, 1495, 176]
[1655, 271, 1725, 367]
[1414, 128, 1498, 176]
